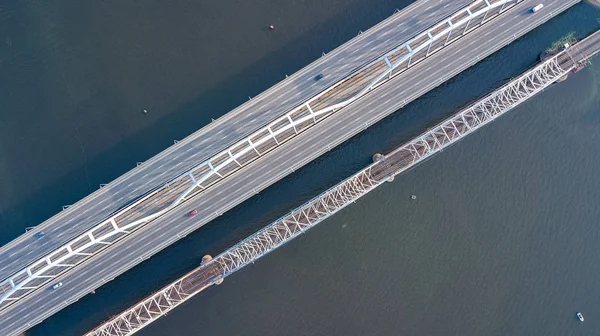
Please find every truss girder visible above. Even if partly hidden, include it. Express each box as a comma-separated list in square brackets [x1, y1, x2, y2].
[85, 276, 200, 336]
[0, 0, 521, 310]
[381, 55, 570, 178]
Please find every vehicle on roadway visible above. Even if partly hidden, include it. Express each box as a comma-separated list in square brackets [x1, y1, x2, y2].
[188, 209, 198, 217]
[531, 4, 544, 12]
[314, 73, 324, 81]
[35, 231, 44, 239]
[52, 282, 63, 290]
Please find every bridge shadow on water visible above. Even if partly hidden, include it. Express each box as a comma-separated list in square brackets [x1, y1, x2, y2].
[15, 2, 600, 336]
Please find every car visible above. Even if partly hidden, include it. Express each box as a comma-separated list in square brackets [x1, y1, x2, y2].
[52, 282, 63, 290]
[35, 231, 44, 239]
[531, 4, 543, 12]
[188, 209, 198, 217]
[314, 74, 324, 81]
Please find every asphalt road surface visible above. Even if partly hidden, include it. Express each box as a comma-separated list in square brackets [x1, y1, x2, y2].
[0, 0, 472, 282]
[0, 0, 581, 335]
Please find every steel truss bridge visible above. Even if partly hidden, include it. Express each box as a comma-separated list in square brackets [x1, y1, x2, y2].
[0, 0, 524, 310]
[86, 33, 598, 335]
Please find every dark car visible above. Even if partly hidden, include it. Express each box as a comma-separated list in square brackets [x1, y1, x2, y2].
[314, 74, 324, 81]
[35, 231, 44, 239]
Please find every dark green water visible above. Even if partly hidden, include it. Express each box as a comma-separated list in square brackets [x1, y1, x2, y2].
[1, 1, 600, 335]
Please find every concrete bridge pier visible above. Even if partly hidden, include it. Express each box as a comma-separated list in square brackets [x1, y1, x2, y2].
[372, 153, 385, 162]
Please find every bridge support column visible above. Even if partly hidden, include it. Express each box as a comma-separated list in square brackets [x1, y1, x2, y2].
[372, 153, 385, 163]
[202, 255, 224, 285]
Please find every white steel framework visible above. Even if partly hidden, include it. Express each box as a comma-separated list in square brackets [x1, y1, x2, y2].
[373, 53, 572, 180]
[0, 0, 521, 310]
[86, 50, 576, 336]
[83, 261, 222, 336]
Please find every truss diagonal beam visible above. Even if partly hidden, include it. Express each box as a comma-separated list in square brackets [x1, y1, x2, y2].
[371, 54, 572, 180]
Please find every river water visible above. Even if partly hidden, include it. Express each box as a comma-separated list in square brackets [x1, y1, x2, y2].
[1, 0, 600, 335]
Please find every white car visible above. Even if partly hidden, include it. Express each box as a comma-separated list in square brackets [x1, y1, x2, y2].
[52, 282, 63, 290]
[531, 4, 544, 13]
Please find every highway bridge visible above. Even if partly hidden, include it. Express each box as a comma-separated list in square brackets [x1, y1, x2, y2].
[0, 0, 583, 335]
[86, 29, 600, 335]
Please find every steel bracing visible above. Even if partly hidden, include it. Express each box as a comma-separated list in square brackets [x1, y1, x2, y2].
[86, 168, 381, 336]
[212, 167, 381, 277]
[0, 0, 521, 310]
[372, 52, 572, 180]
[84, 259, 222, 336]
[86, 47, 579, 336]
[91, 281, 196, 336]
